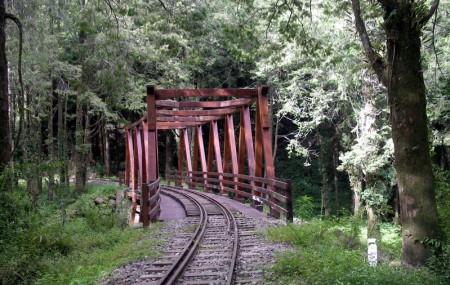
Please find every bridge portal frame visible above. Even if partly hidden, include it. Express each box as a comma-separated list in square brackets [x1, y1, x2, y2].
[124, 85, 291, 227]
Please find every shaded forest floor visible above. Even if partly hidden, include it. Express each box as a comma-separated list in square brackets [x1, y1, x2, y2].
[1, 181, 448, 284]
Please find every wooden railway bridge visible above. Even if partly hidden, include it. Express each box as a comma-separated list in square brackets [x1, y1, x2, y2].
[123, 85, 293, 227]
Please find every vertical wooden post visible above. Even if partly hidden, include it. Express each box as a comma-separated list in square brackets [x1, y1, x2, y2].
[182, 128, 193, 187]
[146, 85, 159, 224]
[257, 85, 278, 217]
[194, 125, 208, 189]
[178, 129, 185, 186]
[224, 114, 239, 196]
[127, 129, 138, 224]
[238, 107, 256, 199]
[125, 130, 131, 187]
[207, 121, 223, 194]
[132, 130, 139, 191]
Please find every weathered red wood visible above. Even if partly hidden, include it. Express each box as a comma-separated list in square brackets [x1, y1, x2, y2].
[207, 122, 215, 192]
[157, 121, 205, 130]
[132, 130, 139, 191]
[157, 115, 224, 122]
[183, 129, 193, 185]
[224, 114, 239, 195]
[128, 129, 139, 224]
[125, 130, 130, 187]
[157, 108, 240, 117]
[257, 85, 278, 217]
[125, 115, 146, 130]
[237, 107, 255, 198]
[195, 126, 208, 188]
[193, 128, 199, 173]
[135, 126, 144, 185]
[254, 98, 264, 207]
[155, 88, 258, 99]
[146, 85, 159, 224]
[223, 118, 231, 174]
[211, 121, 224, 194]
[125, 85, 292, 224]
[143, 122, 150, 183]
[156, 98, 255, 109]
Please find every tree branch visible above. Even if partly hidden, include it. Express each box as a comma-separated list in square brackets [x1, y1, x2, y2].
[420, 0, 439, 25]
[158, 0, 171, 14]
[351, 0, 388, 87]
[102, 0, 119, 33]
[5, 13, 24, 158]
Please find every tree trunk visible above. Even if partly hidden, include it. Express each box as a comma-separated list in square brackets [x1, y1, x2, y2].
[0, 0, 11, 177]
[352, 0, 440, 266]
[57, 85, 67, 186]
[333, 147, 340, 217]
[75, 0, 87, 194]
[367, 205, 381, 239]
[47, 77, 56, 201]
[387, 20, 438, 266]
[75, 94, 85, 194]
[103, 125, 111, 177]
[319, 135, 331, 218]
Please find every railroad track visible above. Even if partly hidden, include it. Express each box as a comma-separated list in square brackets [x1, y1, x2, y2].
[134, 186, 239, 285]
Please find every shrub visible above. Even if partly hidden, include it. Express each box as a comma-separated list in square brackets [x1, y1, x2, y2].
[264, 219, 446, 285]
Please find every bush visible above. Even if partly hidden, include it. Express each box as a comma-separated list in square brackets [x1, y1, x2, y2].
[0, 183, 162, 285]
[264, 219, 446, 284]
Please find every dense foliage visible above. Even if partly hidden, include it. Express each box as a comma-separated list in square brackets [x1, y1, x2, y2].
[0, 0, 449, 283]
[0, 183, 162, 284]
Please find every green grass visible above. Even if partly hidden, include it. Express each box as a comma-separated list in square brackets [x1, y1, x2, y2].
[0, 183, 164, 285]
[264, 218, 447, 285]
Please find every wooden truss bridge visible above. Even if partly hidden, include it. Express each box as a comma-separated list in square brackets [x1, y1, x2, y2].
[123, 86, 293, 227]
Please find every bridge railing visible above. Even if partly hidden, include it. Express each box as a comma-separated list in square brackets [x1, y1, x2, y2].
[123, 117, 161, 226]
[126, 177, 161, 225]
[165, 169, 293, 222]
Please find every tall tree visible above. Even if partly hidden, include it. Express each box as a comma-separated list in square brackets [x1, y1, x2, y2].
[0, 0, 22, 185]
[351, 0, 440, 266]
[0, 0, 11, 177]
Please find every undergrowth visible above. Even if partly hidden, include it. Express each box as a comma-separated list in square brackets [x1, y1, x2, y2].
[264, 218, 448, 285]
[0, 183, 162, 285]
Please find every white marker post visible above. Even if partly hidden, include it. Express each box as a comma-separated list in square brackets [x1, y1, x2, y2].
[368, 238, 378, 267]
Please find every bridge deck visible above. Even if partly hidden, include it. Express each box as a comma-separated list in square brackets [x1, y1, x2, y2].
[159, 190, 267, 221]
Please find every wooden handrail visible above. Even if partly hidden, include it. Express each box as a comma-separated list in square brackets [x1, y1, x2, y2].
[165, 169, 293, 222]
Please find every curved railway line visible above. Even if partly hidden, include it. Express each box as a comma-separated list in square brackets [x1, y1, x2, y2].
[134, 186, 241, 285]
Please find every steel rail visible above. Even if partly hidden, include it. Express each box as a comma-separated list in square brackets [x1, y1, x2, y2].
[156, 189, 208, 285]
[166, 186, 239, 285]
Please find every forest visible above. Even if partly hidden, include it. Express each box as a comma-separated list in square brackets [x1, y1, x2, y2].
[0, 0, 449, 284]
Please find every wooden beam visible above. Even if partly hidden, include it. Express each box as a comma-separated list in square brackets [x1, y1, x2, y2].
[157, 121, 206, 130]
[242, 107, 255, 176]
[125, 130, 130, 187]
[224, 114, 239, 196]
[143, 122, 149, 183]
[211, 121, 224, 194]
[223, 118, 230, 174]
[132, 129, 139, 191]
[156, 98, 255, 109]
[207, 122, 214, 192]
[125, 115, 145, 130]
[146, 85, 159, 224]
[128, 129, 138, 224]
[157, 108, 240, 117]
[182, 128, 193, 186]
[155, 88, 258, 99]
[195, 125, 208, 188]
[257, 85, 278, 217]
[135, 126, 144, 186]
[157, 115, 224, 122]
[254, 101, 263, 206]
